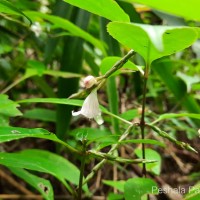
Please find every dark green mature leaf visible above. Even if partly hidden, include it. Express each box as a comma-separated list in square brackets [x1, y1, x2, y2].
[0, 149, 88, 192]
[9, 167, 54, 200]
[107, 22, 199, 63]
[24, 11, 106, 55]
[121, 0, 200, 21]
[0, 0, 31, 24]
[63, 0, 130, 22]
[0, 94, 22, 117]
[124, 178, 158, 200]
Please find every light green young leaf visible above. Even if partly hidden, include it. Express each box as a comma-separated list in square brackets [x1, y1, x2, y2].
[103, 180, 125, 192]
[100, 56, 140, 76]
[24, 11, 106, 55]
[124, 178, 158, 200]
[63, 0, 130, 22]
[107, 22, 199, 63]
[121, 0, 200, 21]
[135, 148, 161, 175]
[9, 167, 54, 200]
[0, 94, 22, 117]
[0, 149, 88, 192]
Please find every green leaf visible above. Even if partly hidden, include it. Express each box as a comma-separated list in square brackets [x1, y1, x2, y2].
[0, 0, 31, 25]
[23, 108, 56, 122]
[24, 11, 106, 55]
[100, 56, 140, 76]
[121, 0, 200, 21]
[0, 149, 88, 192]
[108, 193, 124, 200]
[107, 22, 199, 63]
[124, 178, 158, 200]
[120, 109, 138, 121]
[9, 167, 54, 200]
[103, 180, 125, 192]
[152, 113, 200, 124]
[184, 182, 200, 200]
[135, 148, 161, 175]
[0, 94, 22, 117]
[63, 0, 130, 22]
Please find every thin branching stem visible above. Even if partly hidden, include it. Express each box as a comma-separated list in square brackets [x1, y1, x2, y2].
[140, 63, 150, 177]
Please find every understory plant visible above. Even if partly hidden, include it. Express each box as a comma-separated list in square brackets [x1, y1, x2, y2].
[1, 0, 200, 200]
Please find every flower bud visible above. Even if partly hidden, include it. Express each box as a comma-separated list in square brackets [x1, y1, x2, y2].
[83, 75, 97, 88]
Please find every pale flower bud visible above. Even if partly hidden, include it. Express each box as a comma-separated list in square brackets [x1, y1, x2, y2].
[83, 75, 97, 89]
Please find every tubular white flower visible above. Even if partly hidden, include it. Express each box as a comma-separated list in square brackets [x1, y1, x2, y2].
[72, 90, 103, 125]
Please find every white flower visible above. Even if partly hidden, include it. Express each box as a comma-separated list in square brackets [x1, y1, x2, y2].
[30, 22, 42, 37]
[83, 75, 97, 88]
[72, 90, 103, 125]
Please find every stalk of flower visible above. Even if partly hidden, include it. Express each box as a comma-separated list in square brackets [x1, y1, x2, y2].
[72, 76, 104, 125]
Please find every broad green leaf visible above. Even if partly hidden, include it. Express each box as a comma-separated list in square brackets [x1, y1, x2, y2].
[9, 167, 54, 200]
[0, 94, 22, 117]
[124, 178, 158, 200]
[0, 126, 79, 154]
[100, 56, 140, 76]
[108, 193, 124, 200]
[23, 108, 56, 122]
[63, 0, 130, 22]
[107, 22, 199, 63]
[24, 11, 106, 55]
[0, 149, 88, 192]
[103, 180, 125, 192]
[152, 113, 200, 125]
[0, 0, 31, 24]
[120, 139, 165, 147]
[121, 0, 200, 21]
[184, 182, 200, 200]
[135, 148, 161, 175]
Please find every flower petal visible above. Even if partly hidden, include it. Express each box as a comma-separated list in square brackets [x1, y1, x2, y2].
[72, 110, 82, 116]
[94, 115, 104, 125]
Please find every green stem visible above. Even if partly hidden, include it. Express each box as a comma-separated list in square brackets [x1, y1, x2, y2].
[140, 64, 149, 177]
[82, 125, 133, 185]
[78, 140, 87, 200]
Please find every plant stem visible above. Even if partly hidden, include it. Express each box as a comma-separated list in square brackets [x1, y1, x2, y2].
[140, 63, 149, 177]
[78, 140, 87, 200]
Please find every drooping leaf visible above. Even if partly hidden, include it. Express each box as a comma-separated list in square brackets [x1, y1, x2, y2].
[135, 148, 161, 175]
[107, 22, 199, 63]
[0, 149, 88, 192]
[24, 11, 106, 55]
[9, 167, 54, 200]
[63, 0, 130, 22]
[124, 178, 158, 200]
